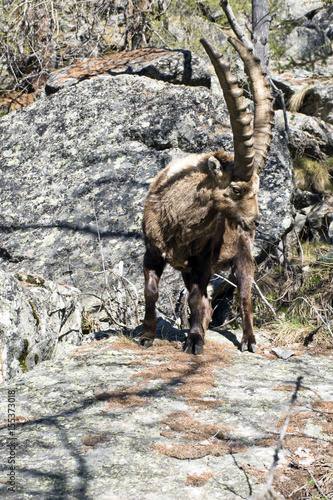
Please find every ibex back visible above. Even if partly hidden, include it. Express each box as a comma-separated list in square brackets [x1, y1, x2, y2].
[140, 38, 274, 354]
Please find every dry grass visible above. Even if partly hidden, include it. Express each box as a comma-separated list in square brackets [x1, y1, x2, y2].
[185, 472, 213, 487]
[293, 157, 333, 194]
[254, 240, 333, 348]
[288, 85, 314, 112]
[153, 410, 246, 459]
[267, 321, 316, 347]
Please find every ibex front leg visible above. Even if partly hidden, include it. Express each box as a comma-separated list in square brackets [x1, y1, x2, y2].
[182, 259, 212, 355]
[140, 250, 165, 348]
[232, 232, 256, 353]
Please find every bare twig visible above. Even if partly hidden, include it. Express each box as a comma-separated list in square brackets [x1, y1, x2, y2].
[81, 292, 129, 329]
[297, 297, 333, 340]
[110, 267, 140, 326]
[253, 280, 279, 319]
[153, 0, 173, 20]
[307, 469, 329, 500]
[85, 199, 140, 330]
[294, 229, 303, 267]
[149, 29, 174, 49]
[117, 260, 125, 324]
[213, 274, 279, 320]
[213, 273, 236, 288]
[92, 195, 108, 290]
[211, 315, 239, 330]
[287, 483, 307, 498]
[249, 376, 303, 500]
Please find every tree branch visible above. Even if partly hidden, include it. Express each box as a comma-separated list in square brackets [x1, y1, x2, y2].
[248, 376, 303, 499]
[220, 0, 253, 49]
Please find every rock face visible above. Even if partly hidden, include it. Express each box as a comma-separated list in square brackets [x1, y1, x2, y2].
[298, 82, 333, 125]
[0, 271, 82, 384]
[306, 195, 333, 241]
[275, 109, 333, 160]
[312, 4, 333, 40]
[285, 22, 331, 60]
[45, 47, 211, 95]
[0, 74, 294, 328]
[283, 0, 323, 18]
[255, 127, 295, 260]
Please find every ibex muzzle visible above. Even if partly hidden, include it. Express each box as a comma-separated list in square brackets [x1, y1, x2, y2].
[140, 37, 274, 354]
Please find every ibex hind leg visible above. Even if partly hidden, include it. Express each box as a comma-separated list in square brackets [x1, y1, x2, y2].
[232, 236, 256, 353]
[140, 250, 165, 348]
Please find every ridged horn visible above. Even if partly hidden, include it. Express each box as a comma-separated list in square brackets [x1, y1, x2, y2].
[200, 37, 274, 179]
[200, 38, 255, 181]
[227, 37, 274, 173]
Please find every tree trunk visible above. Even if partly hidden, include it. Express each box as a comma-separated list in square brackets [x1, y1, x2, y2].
[251, 0, 271, 73]
[124, 0, 152, 51]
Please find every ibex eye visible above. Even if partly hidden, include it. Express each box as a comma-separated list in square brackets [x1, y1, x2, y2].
[232, 187, 241, 194]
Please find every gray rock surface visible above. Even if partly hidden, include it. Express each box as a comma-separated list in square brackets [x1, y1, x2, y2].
[0, 329, 331, 499]
[0, 74, 294, 327]
[283, 0, 323, 19]
[0, 271, 82, 384]
[270, 347, 295, 360]
[275, 109, 333, 160]
[255, 127, 295, 261]
[312, 4, 333, 39]
[306, 195, 333, 240]
[298, 82, 333, 125]
[284, 22, 331, 60]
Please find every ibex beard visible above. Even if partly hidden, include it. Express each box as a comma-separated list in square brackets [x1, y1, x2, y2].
[140, 37, 274, 355]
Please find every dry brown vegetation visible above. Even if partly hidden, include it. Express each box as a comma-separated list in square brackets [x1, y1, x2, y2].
[253, 401, 333, 499]
[252, 239, 333, 350]
[294, 158, 333, 195]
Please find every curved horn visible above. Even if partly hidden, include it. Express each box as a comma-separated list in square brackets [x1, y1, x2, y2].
[228, 37, 274, 173]
[200, 38, 255, 181]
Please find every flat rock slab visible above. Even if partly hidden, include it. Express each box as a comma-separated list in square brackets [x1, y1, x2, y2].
[0, 328, 332, 499]
[45, 47, 210, 95]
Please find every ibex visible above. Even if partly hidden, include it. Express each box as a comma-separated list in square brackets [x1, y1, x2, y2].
[140, 37, 274, 354]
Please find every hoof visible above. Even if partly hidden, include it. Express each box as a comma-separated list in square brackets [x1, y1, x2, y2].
[240, 340, 256, 353]
[194, 343, 204, 355]
[249, 342, 256, 353]
[138, 337, 154, 348]
[183, 338, 193, 354]
[183, 337, 204, 355]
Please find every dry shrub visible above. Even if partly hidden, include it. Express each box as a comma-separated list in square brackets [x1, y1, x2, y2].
[0, 0, 177, 101]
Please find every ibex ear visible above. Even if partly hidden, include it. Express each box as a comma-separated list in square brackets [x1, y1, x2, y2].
[208, 156, 221, 175]
[208, 156, 231, 188]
